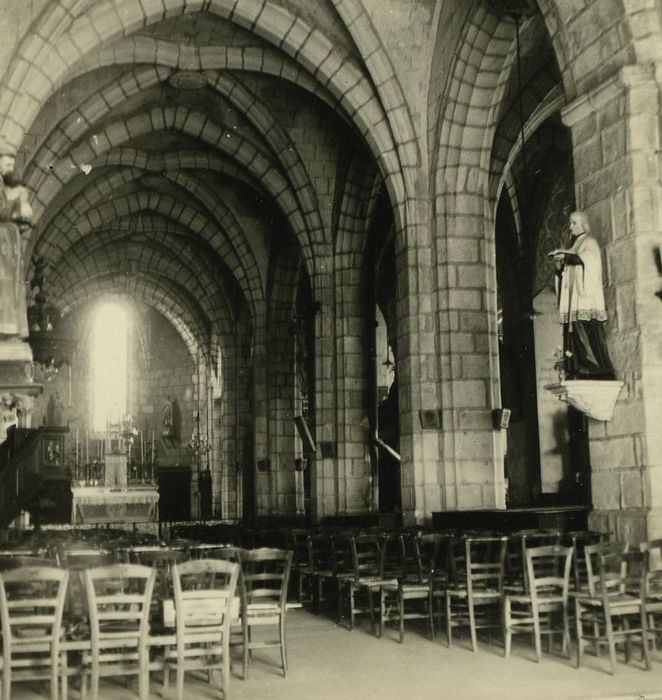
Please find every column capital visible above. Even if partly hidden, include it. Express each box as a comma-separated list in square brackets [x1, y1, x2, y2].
[561, 64, 658, 128]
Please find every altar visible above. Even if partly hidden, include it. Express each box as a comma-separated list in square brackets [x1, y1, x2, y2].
[70, 417, 159, 525]
[71, 486, 159, 525]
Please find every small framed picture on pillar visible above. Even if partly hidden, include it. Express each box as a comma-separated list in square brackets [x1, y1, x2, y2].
[419, 409, 442, 430]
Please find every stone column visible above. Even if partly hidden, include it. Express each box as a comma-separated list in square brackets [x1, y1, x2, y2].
[396, 205, 445, 525]
[562, 65, 662, 541]
[334, 256, 373, 514]
[310, 272, 336, 521]
[430, 193, 505, 515]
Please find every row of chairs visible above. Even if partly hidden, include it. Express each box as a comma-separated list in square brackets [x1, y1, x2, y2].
[0, 547, 293, 700]
[292, 528, 662, 673]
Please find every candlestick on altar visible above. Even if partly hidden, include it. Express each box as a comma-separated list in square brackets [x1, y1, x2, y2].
[141, 431, 145, 466]
[86, 431, 89, 464]
[75, 430, 79, 469]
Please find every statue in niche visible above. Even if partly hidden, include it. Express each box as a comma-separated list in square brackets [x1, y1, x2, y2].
[0, 146, 32, 340]
[549, 211, 615, 380]
[161, 395, 175, 438]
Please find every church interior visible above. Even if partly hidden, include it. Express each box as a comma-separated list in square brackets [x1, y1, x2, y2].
[0, 1, 661, 696]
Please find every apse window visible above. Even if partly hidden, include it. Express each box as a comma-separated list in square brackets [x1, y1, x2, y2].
[91, 302, 129, 431]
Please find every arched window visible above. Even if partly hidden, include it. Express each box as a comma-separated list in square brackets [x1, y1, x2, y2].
[91, 302, 128, 431]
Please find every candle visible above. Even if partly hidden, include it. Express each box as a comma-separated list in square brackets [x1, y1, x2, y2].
[141, 431, 144, 465]
[75, 430, 79, 468]
[86, 431, 89, 464]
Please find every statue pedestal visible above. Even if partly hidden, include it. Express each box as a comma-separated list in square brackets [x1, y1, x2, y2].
[544, 380, 624, 421]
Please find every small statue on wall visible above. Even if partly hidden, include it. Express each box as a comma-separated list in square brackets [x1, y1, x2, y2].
[0, 146, 32, 340]
[548, 211, 615, 380]
[161, 395, 175, 438]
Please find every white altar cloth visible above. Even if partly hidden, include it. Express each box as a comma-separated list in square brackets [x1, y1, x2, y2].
[71, 486, 159, 524]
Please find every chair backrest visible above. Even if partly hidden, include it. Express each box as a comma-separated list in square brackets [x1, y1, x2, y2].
[59, 548, 113, 570]
[524, 545, 573, 602]
[331, 533, 355, 576]
[585, 541, 628, 595]
[0, 555, 53, 571]
[350, 535, 382, 580]
[378, 533, 407, 580]
[0, 565, 69, 649]
[308, 532, 333, 573]
[200, 546, 244, 563]
[135, 547, 188, 568]
[507, 529, 561, 589]
[84, 563, 156, 646]
[289, 528, 312, 568]
[461, 536, 507, 594]
[562, 530, 608, 591]
[240, 547, 293, 609]
[597, 549, 646, 602]
[417, 533, 451, 583]
[171, 558, 240, 640]
[639, 539, 662, 572]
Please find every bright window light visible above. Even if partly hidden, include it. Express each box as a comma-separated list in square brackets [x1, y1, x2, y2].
[92, 302, 128, 431]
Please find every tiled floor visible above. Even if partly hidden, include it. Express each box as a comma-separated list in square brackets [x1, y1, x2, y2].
[10, 609, 662, 699]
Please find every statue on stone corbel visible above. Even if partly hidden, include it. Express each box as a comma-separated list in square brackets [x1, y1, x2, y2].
[545, 211, 623, 421]
[0, 140, 33, 360]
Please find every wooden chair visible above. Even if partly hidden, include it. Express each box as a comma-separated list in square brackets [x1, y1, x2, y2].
[639, 540, 662, 653]
[575, 548, 650, 674]
[338, 535, 395, 633]
[445, 535, 507, 652]
[239, 548, 293, 678]
[503, 545, 573, 661]
[0, 565, 69, 700]
[379, 533, 434, 642]
[82, 563, 156, 700]
[164, 558, 240, 700]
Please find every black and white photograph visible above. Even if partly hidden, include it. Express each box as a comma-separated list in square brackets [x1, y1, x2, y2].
[0, 1, 660, 698]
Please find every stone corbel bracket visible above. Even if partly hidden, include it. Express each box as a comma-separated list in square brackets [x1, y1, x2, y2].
[544, 380, 624, 421]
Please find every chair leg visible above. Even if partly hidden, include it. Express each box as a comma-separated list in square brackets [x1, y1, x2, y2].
[91, 662, 100, 700]
[562, 605, 570, 658]
[280, 614, 288, 677]
[176, 662, 185, 700]
[378, 589, 385, 639]
[349, 585, 355, 631]
[532, 607, 542, 662]
[51, 658, 58, 700]
[398, 592, 405, 644]
[605, 608, 617, 675]
[428, 590, 435, 641]
[139, 652, 149, 700]
[162, 663, 170, 697]
[368, 587, 376, 635]
[623, 616, 632, 663]
[60, 651, 68, 700]
[468, 599, 478, 652]
[242, 618, 249, 680]
[575, 601, 584, 669]
[504, 598, 511, 658]
[640, 604, 651, 671]
[2, 662, 9, 700]
[446, 592, 452, 647]
[223, 639, 231, 698]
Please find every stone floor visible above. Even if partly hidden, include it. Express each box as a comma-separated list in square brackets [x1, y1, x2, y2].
[10, 609, 662, 699]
